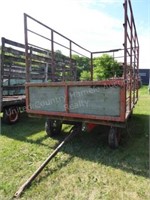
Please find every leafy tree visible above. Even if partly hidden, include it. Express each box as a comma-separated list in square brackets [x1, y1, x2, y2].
[55, 50, 64, 60]
[80, 54, 122, 81]
[80, 70, 91, 81]
[72, 55, 90, 80]
[93, 54, 122, 80]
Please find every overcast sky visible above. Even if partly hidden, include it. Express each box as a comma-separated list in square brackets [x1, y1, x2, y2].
[0, 0, 149, 68]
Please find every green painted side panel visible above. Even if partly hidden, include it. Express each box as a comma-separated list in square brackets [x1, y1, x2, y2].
[29, 87, 65, 112]
[29, 86, 120, 117]
[69, 86, 120, 116]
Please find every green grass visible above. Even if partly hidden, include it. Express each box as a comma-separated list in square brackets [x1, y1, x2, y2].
[0, 86, 150, 200]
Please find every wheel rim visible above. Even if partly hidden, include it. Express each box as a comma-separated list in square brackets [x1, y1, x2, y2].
[45, 119, 62, 137]
[51, 120, 61, 132]
[9, 108, 19, 122]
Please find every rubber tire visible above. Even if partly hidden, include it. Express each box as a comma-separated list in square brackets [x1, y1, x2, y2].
[45, 119, 62, 137]
[2, 107, 20, 125]
[108, 127, 121, 149]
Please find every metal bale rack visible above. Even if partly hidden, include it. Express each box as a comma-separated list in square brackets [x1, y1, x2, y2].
[24, 0, 139, 148]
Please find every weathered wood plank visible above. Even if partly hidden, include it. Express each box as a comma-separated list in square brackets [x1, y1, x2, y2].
[3, 75, 26, 80]
[2, 37, 25, 49]
[3, 47, 25, 56]
[4, 65, 26, 71]
[3, 55, 25, 63]
[3, 71, 26, 77]
[31, 54, 52, 63]
[31, 46, 51, 56]
[3, 85, 25, 90]
[3, 63, 26, 67]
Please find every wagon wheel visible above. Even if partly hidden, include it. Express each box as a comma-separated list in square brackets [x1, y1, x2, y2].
[108, 127, 121, 149]
[45, 119, 62, 137]
[2, 107, 20, 125]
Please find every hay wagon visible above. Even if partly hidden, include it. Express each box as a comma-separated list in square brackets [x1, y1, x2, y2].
[0, 38, 51, 124]
[24, 0, 139, 148]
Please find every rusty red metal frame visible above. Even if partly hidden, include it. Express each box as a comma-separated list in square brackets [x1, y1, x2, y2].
[123, 0, 139, 115]
[26, 80, 126, 124]
[24, 0, 139, 126]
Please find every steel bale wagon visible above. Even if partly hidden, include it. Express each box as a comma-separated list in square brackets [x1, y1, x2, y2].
[24, 0, 139, 149]
[14, 0, 140, 197]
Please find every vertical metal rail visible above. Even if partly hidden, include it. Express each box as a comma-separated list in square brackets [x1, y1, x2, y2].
[69, 41, 72, 81]
[24, 13, 30, 83]
[0, 38, 5, 111]
[90, 53, 93, 81]
[136, 46, 139, 99]
[1, 38, 11, 96]
[123, 0, 139, 117]
[65, 85, 69, 113]
[133, 45, 136, 103]
[129, 0, 139, 104]
[29, 47, 32, 82]
[123, 0, 128, 117]
[129, 7, 133, 111]
[45, 51, 49, 82]
[8, 64, 11, 96]
[51, 30, 55, 82]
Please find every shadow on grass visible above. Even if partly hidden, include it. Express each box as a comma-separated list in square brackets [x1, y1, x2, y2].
[1, 113, 149, 179]
[1, 113, 48, 147]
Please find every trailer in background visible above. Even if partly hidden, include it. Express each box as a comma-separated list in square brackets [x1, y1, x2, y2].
[0, 38, 51, 124]
[139, 69, 150, 85]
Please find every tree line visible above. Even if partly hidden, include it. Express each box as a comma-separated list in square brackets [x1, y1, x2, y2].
[72, 54, 123, 81]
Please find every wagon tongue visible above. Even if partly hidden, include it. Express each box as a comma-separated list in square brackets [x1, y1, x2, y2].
[14, 124, 82, 198]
